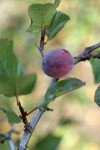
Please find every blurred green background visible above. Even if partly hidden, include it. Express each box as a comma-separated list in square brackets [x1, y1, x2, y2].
[0, 0, 100, 150]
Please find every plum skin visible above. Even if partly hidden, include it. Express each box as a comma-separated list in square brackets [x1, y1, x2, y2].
[42, 49, 74, 78]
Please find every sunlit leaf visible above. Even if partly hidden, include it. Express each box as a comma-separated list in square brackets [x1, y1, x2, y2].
[46, 11, 70, 40]
[27, 3, 56, 33]
[90, 58, 100, 83]
[40, 78, 85, 108]
[0, 105, 21, 123]
[95, 85, 100, 106]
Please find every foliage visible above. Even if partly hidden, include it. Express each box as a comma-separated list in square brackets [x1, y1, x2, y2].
[40, 78, 85, 108]
[90, 59, 100, 84]
[95, 85, 100, 106]
[0, 105, 21, 123]
[0, 39, 37, 123]
[27, 0, 69, 40]
[46, 11, 70, 40]
[0, 0, 100, 149]
[0, 39, 23, 76]
[90, 58, 100, 106]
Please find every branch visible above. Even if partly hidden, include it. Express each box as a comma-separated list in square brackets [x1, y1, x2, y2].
[74, 42, 100, 64]
[18, 42, 100, 150]
[0, 133, 15, 150]
[18, 78, 58, 150]
[40, 27, 46, 49]
[74, 53, 100, 61]
[16, 95, 28, 125]
[0, 126, 16, 150]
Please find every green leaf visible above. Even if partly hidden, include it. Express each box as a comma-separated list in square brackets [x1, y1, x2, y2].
[0, 105, 21, 123]
[0, 39, 23, 76]
[46, 11, 70, 40]
[27, 3, 56, 33]
[90, 58, 100, 83]
[0, 74, 37, 97]
[95, 85, 100, 106]
[0, 39, 37, 97]
[40, 78, 85, 108]
[54, 0, 61, 8]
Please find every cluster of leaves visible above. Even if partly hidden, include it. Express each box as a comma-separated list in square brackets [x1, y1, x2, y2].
[0, 0, 100, 126]
[0, 0, 85, 124]
[27, 0, 85, 109]
[27, 0, 70, 40]
[0, 39, 36, 123]
[27, 0, 100, 109]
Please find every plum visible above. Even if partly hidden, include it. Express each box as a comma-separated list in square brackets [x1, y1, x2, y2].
[42, 49, 74, 78]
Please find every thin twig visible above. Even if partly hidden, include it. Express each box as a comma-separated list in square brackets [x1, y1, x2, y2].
[35, 44, 44, 57]
[84, 42, 100, 53]
[74, 42, 100, 64]
[26, 107, 38, 116]
[26, 106, 53, 116]
[74, 53, 100, 61]
[16, 95, 28, 125]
